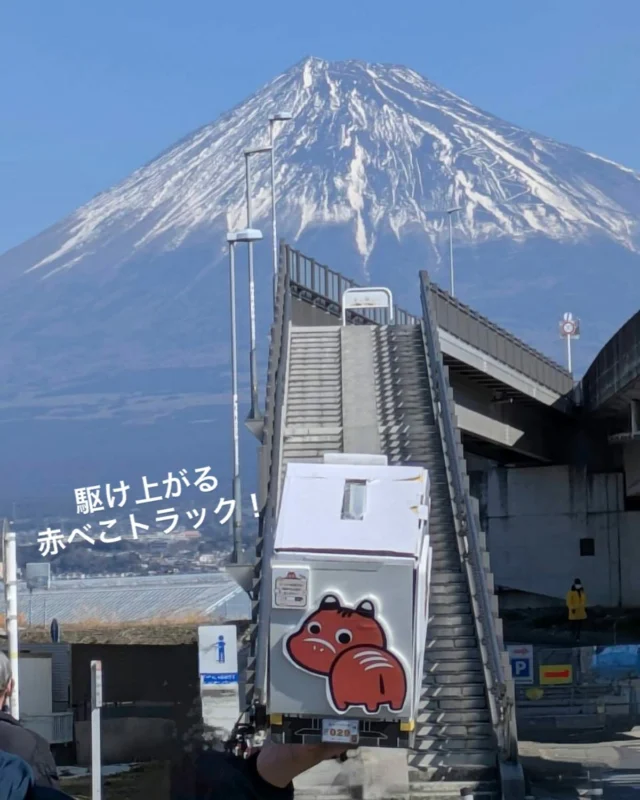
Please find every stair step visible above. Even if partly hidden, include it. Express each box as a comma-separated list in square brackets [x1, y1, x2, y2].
[416, 722, 494, 739]
[429, 583, 466, 596]
[421, 697, 489, 711]
[418, 709, 491, 725]
[429, 599, 472, 615]
[423, 672, 485, 687]
[425, 638, 478, 651]
[409, 750, 498, 769]
[431, 571, 466, 584]
[424, 649, 480, 664]
[422, 685, 487, 700]
[416, 737, 495, 753]
[428, 624, 476, 639]
[424, 657, 482, 673]
[409, 772, 499, 788]
[430, 554, 462, 566]
[428, 613, 474, 627]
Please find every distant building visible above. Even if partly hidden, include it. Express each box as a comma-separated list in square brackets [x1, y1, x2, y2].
[0, 572, 250, 626]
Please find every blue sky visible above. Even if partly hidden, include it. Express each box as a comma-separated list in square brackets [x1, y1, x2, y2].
[1, 0, 638, 255]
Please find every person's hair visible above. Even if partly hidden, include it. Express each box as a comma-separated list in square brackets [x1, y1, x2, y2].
[0, 651, 13, 694]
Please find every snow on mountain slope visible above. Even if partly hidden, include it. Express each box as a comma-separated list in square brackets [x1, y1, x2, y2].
[15, 56, 640, 284]
[1, 56, 640, 501]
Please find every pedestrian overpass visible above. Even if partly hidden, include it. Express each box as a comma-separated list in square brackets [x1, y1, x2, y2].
[284, 245, 575, 465]
[244, 244, 545, 797]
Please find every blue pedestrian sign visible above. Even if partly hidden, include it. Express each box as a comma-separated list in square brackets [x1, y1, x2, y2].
[507, 644, 533, 685]
[217, 634, 226, 664]
[198, 624, 239, 686]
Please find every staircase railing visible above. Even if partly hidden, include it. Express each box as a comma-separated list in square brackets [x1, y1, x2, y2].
[250, 241, 293, 706]
[420, 269, 518, 765]
[286, 244, 420, 326]
[283, 242, 570, 393]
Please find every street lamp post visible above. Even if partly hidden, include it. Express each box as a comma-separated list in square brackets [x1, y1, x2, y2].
[447, 206, 462, 297]
[243, 147, 272, 436]
[226, 227, 263, 564]
[268, 111, 293, 298]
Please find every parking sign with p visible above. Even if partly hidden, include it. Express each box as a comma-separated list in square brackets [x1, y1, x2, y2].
[507, 644, 533, 685]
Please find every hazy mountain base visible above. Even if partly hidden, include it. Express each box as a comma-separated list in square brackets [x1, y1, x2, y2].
[1, 230, 637, 506]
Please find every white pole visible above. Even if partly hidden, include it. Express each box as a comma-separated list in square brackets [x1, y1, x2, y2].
[566, 334, 573, 376]
[91, 660, 103, 800]
[4, 527, 19, 720]
[269, 120, 278, 300]
[448, 212, 455, 297]
[244, 155, 260, 423]
[228, 241, 242, 563]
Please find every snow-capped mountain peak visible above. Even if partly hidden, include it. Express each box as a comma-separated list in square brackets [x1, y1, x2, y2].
[23, 56, 640, 280]
[2, 56, 640, 502]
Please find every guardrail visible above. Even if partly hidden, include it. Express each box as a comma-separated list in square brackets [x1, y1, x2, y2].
[284, 243, 571, 395]
[420, 270, 518, 765]
[23, 711, 74, 744]
[427, 282, 572, 395]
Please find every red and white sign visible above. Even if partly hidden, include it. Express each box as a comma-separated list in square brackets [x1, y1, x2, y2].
[559, 313, 580, 339]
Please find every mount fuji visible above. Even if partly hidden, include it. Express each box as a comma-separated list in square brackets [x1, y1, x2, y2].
[1, 56, 639, 502]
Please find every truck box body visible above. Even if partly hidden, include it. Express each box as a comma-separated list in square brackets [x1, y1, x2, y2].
[267, 458, 432, 748]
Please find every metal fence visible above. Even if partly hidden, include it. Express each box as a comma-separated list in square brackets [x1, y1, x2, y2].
[511, 644, 640, 734]
[23, 711, 74, 744]
[286, 245, 419, 326]
[283, 243, 573, 395]
[428, 283, 574, 396]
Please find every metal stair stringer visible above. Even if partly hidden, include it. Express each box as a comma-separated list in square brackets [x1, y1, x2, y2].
[419, 271, 523, 799]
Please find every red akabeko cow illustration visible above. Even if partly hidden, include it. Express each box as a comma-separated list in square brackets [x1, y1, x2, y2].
[285, 594, 407, 714]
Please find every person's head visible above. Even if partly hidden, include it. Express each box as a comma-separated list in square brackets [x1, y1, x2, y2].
[0, 651, 15, 709]
[572, 578, 583, 591]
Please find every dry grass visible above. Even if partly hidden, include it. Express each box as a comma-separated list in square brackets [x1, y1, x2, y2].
[0, 612, 28, 627]
[18, 616, 251, 645]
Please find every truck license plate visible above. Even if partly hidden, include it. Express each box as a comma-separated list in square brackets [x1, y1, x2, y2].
[321, 718, 359, 744]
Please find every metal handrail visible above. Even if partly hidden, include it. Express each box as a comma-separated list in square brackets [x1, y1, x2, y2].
[286, 245, 419, 326]
[253, 241, 293, 705]
[420, 270, 517, 763]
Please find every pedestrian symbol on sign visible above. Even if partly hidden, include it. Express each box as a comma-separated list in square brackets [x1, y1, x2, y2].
[217, 634, 226, 664]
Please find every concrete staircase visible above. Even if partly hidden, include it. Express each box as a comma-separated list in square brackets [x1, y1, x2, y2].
[257, 320, 516, 796]
[372, 326, 498, 780]
[281, 327, 343, 474]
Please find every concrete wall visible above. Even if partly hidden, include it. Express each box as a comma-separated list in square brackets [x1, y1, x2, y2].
[291, 297, 340, 327]
[623, 440, 640, 496]
[75, 717, 177, 766]
[483, 465, 640, 607]
[71, 643, 199, 738]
